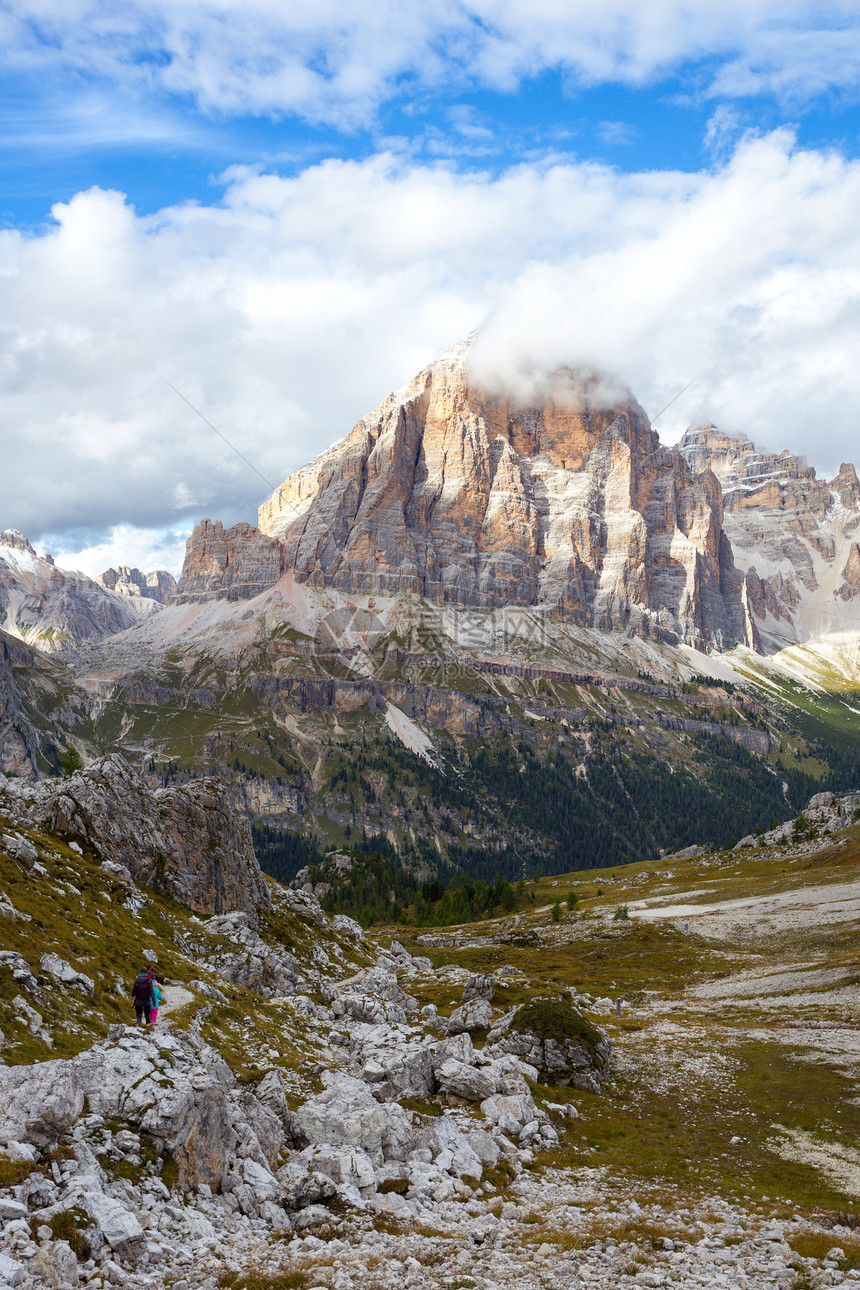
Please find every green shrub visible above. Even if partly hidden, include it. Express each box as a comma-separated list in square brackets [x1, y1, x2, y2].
[551, 900, 561, 923]
[613, 905, 629, 921]
[511, 998, 603, 1056]
[43, 1209, 92, 1261]
[61, 746, 83, 779]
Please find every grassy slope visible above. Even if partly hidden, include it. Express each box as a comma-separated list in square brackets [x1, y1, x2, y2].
[0, 810, 371, 1094]
[2, 799, 860, 1258]
[389, 825, 860, 1225]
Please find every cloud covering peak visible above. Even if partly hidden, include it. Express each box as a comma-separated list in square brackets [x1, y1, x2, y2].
[3, 130, 860, 572]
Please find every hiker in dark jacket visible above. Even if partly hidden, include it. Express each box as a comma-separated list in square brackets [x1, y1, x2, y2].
[131, 968, 155, 1025]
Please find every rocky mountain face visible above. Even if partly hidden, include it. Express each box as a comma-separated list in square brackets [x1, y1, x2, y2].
[26, 753, 270, 915]
[0, 530, 161, 654]
[679, 425, 860, 644]
[175, 519, 288, 604]
[169, 347, 860, 657]
[253, 344, 753, 650]
[0, 628, 91, 780]
[4, 345, 859, 884]
[96, 566, 176, 605]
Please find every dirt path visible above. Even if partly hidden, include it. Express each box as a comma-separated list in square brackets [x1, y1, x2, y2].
[159, 984, 195, 1017]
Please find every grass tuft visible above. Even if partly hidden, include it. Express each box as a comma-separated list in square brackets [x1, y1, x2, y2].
[512, 997, 604, 1054]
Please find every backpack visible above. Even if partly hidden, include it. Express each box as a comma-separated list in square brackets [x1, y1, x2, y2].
[133, 974, 152, 1003]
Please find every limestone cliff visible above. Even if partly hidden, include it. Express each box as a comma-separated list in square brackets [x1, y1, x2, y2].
[96, 565, 176, 605]
[678, 425, 860, 639]
[33, 753, 271, 915]
[175, 520, 288, 604]
[254, 345, 752, 649]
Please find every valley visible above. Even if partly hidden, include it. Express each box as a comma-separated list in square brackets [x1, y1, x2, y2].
[1, 763, 859, 1289]
[0, 344, 859, 1288]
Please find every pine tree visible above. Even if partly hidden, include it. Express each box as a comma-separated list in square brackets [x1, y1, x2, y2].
[61, 745, 83, 779]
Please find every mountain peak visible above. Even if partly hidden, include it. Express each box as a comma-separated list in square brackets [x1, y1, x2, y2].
[0, 529, 36, 555]
[96, 565, 177, 605]
[254, 345, 749, 649]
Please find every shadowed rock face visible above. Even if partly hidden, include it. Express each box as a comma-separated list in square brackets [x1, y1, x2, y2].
[0, 629, 92, 780]
[238, 346, 748, 649]
[33, 754, 270, 915]
[0, 633, 38, 777]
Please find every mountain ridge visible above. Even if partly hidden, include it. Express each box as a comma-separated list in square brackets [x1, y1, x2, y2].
[0, 530, 169, 654]
[255, 346, 752, 651]
[2, 344, 859, 881]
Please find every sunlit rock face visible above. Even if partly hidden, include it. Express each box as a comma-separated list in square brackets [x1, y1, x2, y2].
[679, 425, 860, 640]
[175, 519, 288, 604]
[96, 565, 176, 605]
[256, 345, 753, 650]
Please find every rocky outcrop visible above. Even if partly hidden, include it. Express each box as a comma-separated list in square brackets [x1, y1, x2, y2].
[290, 1072, 415, 1165]
[447, 974, 494, 1035]
[203, 911, 298, 997]
[838, 542, 860, 599]
[256, 345, 752, 649]
[0, 629, 91, 780]
[0, 1059, 84, 1151]
[174, 520, 287, 603]
[96, 566, 176, 605]
[0, 531, 160, 653]
[0, 1025, 283, 1191]
[32, 754, 270, 915]
[679, 426, 860, 640]
[485, 999, 612, 1092]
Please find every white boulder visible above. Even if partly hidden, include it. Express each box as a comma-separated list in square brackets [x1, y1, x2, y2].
[298, 1144, 376, 1192]
[40, 952, 95, 997]
[0, 1251, 24, 1286]
[291, 1073, 414, 1165]
[435, 1058, 498, 1103]
[332, 914, 364, 941]
[447, 997, 493, 1035]
[0, 1060, 83, 1150]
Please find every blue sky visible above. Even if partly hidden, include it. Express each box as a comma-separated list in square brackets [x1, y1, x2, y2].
[4, 10, 860, 229]
[3, 1, 860, 573]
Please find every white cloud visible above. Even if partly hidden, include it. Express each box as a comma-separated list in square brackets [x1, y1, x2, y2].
[703, 104, 743, 158]
[468, 129, 860, 468]
[4, 2, 860, 126]
[596, 120, 637, 146]
[2, 131, 860, 567]
[40, 524, 193, 578]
